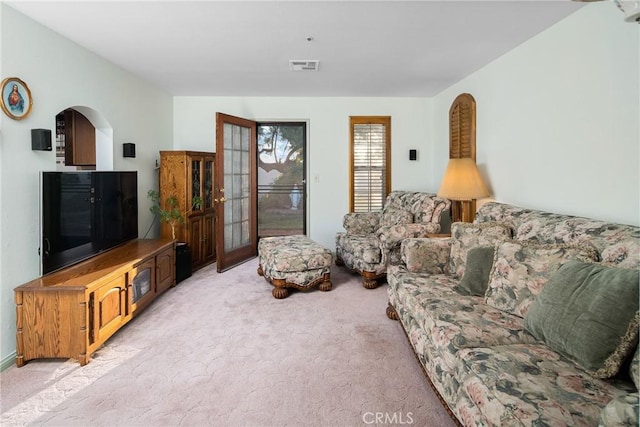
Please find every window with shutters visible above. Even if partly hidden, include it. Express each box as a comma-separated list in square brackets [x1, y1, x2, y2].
[349, 116, 391, 212]
[449, 93, 476, 161]
[449, 93, 477, 222]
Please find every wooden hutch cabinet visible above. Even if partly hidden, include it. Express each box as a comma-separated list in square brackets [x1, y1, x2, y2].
[14, 239, 175, 366]
[159, 151, 216, 270]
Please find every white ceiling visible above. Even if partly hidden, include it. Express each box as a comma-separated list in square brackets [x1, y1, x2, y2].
[7, 1, 585, 97]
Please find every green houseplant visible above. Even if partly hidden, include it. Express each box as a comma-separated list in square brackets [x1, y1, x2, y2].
[147, 190, 201, 240]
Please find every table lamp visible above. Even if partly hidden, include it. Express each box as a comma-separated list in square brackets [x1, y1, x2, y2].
[437, 158, 489, 223]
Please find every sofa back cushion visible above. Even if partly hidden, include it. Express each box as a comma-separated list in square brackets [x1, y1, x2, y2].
[379, 206, 413, 227]
[524, 260, 639, 378]
[383, 191, 451, 225]
[601, 241, 640, 269]
[449, 222, 511, 279]
[484, 241, 598, 318]
[474, 202, 640, 269]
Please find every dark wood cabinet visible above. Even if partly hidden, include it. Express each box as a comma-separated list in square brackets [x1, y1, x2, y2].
[159, 151, 216, 271]
[61, 109, 96, 166]
[14, 239, 175, 367]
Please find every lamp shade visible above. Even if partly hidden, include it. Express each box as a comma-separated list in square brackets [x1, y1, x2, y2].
[437, 158, 489, 201]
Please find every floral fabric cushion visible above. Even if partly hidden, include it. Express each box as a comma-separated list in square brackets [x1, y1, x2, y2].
[476, 202, 640, 258]
[631, 348, 640, 389]
[598, 393, 639, 427]
[402, 237, 452, 274]
[258, 235, 332, 272]
[262, 264, 331, 286]
[335, 233, 381, 265]
[387, 267, 463, 310]
[524, 260, 640, 378]
[376, 222, 441, 251]
[382, 191, 451, 224]
[379, 206, 413, 227]
[258, 235, 332, 286]
[419, 298, 537, 356]
[601, 240, 640, 269]
[456, 344, 634, 427]
[342, 212, 381, 235]
[449, 222, 512, 279]
[484, 241, 598, 318]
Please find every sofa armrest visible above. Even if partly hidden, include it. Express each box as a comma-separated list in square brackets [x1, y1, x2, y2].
[401, 237, 452, 274]
[377, 223, 441, 250]
[598, 392, 639, 427]
[343, 212, 381, 234]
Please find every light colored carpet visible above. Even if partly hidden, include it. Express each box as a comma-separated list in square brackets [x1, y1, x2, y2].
[1, 258, 456, 427]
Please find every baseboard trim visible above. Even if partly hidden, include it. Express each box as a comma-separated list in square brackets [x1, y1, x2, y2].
[1, 351, 16, 371]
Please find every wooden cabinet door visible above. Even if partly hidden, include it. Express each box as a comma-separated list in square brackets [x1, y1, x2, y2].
[156, 246, 175, 294]
[64, 109, 96, 166]
[189, 216, 204, 267]
[91, 274, 127, 349]
[159, 151, 216, 271]
[203, 213, 216, 264]
[129, 259, 156, 314]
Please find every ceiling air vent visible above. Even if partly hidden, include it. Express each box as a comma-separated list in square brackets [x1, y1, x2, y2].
[289, 60, 319, 72]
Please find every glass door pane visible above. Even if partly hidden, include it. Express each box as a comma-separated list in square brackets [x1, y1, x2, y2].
[204, 159, 213, 209]
[257, 123, 306, 237]
[190, 158, 202, 212]
[223, 123, 251, 251]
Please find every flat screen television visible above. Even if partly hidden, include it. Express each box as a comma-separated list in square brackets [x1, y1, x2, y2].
[41, 171, 138, 275]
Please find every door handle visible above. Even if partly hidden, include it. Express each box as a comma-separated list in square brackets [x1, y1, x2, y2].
[214, 188, 226, 203]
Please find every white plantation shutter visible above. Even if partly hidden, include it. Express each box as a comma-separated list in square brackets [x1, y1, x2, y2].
[350, 117, 391, 212]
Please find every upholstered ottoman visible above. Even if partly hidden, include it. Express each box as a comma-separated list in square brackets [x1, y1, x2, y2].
[257, 235, 333, 299]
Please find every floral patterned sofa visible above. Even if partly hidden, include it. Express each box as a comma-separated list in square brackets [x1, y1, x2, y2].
[386, 202, 640, 426]
[335, 191, 451, 289]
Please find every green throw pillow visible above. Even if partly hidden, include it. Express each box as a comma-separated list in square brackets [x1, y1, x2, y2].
[524, 260, 640, 378]
[455, 246, 495, 297]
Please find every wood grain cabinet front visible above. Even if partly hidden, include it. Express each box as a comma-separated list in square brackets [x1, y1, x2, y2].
[89, 274, 128, 354]
[160, 151, 216, 271]
[14, 239, 175, 367]
[155, 246, 175, 294]
[63, 109, 96, 166]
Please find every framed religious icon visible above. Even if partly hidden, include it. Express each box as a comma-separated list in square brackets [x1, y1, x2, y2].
[1, 77, 33, 120]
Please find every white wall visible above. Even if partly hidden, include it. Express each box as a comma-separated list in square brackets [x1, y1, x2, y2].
[0, 5, 174, 367]
[173, 97, 435, 248]
[433, 3, 640, 226]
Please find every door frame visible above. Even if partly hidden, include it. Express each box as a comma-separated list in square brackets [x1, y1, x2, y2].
[214, 112, 258, 272]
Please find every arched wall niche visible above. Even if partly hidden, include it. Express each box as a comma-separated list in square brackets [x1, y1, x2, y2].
[55, 105, 114, 171]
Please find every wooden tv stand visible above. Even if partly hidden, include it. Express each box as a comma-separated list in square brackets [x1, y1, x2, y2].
[14, 239, 175, 367]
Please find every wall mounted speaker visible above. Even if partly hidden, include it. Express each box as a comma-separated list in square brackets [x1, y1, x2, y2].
[31, 129, 52, 151]
[409, 149, 417, 161]
[123, 143, 136, 158]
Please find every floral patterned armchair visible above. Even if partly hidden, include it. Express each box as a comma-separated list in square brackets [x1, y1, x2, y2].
[335, 191, 451, 289]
